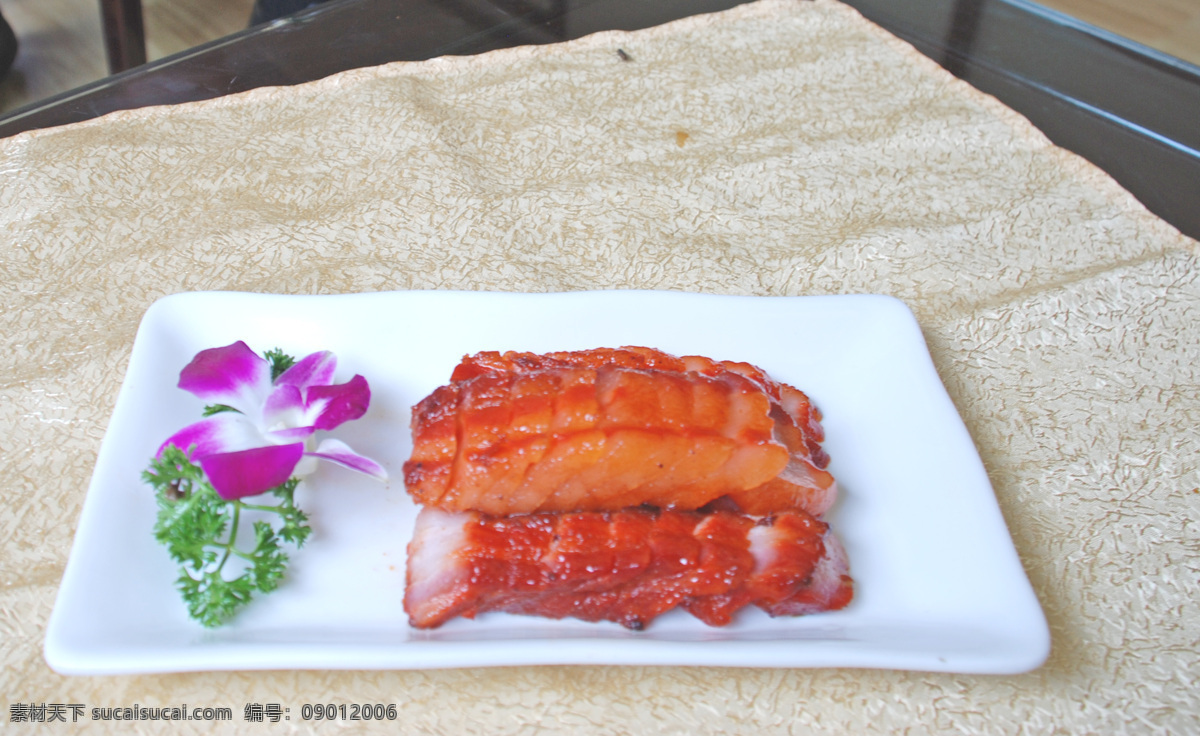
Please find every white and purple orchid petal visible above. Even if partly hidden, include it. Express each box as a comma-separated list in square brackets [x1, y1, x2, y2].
[305, 375, 372, 431]
[306, 438, 388, 480]
[262, 383, 309, 430]
[177, 341, 273, 417]
[276, 350, 337, 390]
[292, 455, 319, 477]
[159, 343, 384, 498]
[157, 412, 270, 460]
[199, 443, 306, 500]
[266, 425, 317, 444]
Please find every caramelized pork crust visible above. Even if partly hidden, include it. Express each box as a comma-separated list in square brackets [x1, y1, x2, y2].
[404, 347, 837, 516]
[405, 506, 853, 630]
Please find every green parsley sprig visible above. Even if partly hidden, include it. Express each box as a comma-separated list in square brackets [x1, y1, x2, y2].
[144, 445, 312, 628]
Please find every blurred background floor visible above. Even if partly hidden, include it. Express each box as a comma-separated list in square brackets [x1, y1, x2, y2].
[0, 0, 1198, 116]
[1039, 0, 1200, 66]
[0, 0, 254, 114]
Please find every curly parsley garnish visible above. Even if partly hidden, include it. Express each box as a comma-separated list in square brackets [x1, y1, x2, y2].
[144, 445, 312, 628]
[263, 348, 296, 381]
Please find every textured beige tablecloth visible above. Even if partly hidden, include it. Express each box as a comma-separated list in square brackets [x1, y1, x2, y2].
[2, 0, 1198, 732]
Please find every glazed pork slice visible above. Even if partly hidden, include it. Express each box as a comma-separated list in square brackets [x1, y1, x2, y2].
[404, 347, 837, 516]
[404, 506, 853, 630]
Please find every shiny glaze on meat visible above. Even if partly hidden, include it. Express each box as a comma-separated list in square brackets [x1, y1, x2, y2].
[404, 347, 837, 516]
[405, 506, 853, 630]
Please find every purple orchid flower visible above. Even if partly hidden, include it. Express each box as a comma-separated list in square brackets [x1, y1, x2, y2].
[157, 341, 387, 499]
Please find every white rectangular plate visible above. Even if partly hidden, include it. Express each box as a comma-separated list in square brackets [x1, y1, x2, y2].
[45, 291, 1049, 674]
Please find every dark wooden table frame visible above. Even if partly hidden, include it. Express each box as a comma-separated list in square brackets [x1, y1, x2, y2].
[100, 0, 146, 73]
